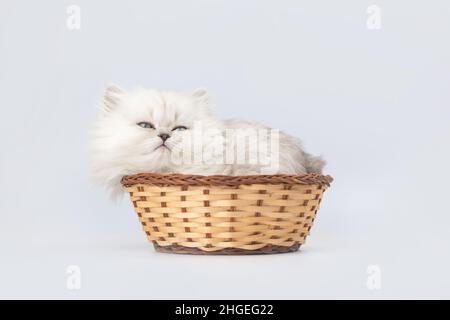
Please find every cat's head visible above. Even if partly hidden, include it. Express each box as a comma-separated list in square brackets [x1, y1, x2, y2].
[90, 85, 220, 197]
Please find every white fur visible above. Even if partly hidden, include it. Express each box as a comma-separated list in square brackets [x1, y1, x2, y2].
[89, 86, 325, 197]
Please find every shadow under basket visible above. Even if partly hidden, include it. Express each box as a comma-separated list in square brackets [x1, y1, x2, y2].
[121, 173, 333, 255]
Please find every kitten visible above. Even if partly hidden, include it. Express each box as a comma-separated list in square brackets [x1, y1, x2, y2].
[89, 86, 325, 197]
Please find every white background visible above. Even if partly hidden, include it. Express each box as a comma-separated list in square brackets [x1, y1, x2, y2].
[1, 0, 450, 299]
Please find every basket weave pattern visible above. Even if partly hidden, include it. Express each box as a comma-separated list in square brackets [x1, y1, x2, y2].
[122, 173, 332, 255]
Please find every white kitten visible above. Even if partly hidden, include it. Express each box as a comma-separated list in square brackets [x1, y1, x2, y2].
[89, 86, 325, 197]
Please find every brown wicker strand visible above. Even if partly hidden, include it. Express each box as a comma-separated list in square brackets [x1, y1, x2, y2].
[122, 173, 333, 187]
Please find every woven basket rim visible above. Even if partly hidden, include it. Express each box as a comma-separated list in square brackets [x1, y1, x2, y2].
[121, 172, 333, 187]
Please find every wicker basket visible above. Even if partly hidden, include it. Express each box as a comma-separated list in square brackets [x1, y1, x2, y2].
[121, 173, 333, 255]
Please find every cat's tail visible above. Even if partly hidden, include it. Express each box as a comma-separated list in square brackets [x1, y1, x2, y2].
[304, 152, 326, 174]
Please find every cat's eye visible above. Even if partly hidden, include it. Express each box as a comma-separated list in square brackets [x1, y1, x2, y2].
[172, 126, 188, 131]
[137, 122, 154, 129]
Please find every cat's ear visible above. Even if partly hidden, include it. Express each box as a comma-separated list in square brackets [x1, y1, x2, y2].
[103, 84, 123, 113]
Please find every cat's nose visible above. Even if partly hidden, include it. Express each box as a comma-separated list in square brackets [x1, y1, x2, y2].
[158, 133, 170, 142]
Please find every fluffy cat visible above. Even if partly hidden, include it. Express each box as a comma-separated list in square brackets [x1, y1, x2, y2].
[89, 86, 325, 197]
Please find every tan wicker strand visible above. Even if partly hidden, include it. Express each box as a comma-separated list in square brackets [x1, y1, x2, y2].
[123, 173, 332, 255]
